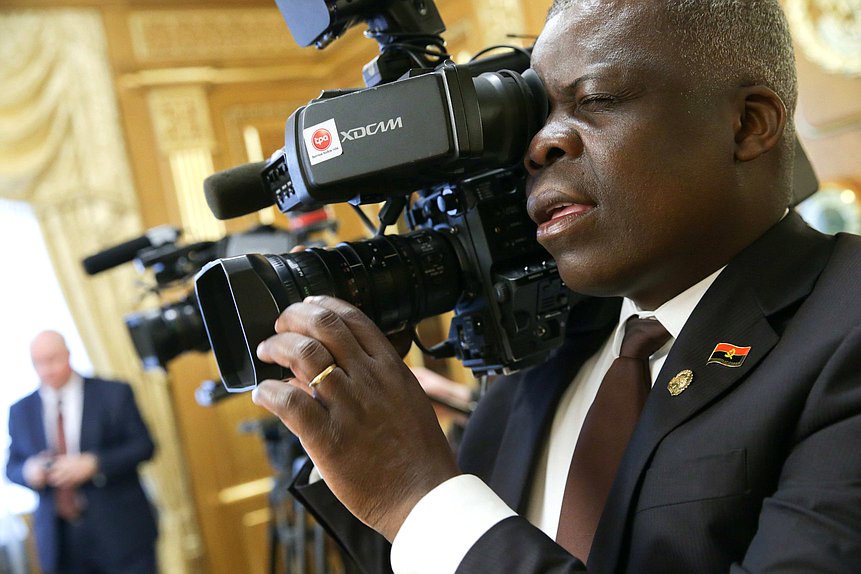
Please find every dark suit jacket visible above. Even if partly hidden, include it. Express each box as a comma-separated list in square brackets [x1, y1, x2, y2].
[292, 213, 861, 573]
[6, 377, 158, 573]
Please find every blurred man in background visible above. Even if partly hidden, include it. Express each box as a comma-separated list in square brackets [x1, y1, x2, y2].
[6, 331, 157, 574]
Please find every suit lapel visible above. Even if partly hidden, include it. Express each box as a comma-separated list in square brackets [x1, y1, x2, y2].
[27, 393, 48, 453]
[592, 213, 834, 573]
[592, 282, 777, 571]
[490, 298, 621, 512]
[79, 378, 97, 452]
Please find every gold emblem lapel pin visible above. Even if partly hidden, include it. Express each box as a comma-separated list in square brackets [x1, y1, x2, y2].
[667, 370, 694, 396]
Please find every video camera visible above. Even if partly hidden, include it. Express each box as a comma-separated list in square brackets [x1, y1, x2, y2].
[195, 0, 574, 392]
[84, 220, 333, 370]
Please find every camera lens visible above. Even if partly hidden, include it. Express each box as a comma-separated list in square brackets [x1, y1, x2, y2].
[195, 229, 463, 391]
[125, 294, 211, 370]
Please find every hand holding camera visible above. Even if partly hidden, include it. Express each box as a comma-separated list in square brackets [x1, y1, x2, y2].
[252, 295, 460, 540]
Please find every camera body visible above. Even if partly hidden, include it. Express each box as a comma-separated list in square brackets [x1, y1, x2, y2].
[263, 62, 543, 212]
[125, 293, 210, 370]
[194, 0, 575, 391]
[197, 167, 572, 390]
[410, 169, 571, 374]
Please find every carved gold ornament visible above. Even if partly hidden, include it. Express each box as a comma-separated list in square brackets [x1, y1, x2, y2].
[784, 0, 861, 76]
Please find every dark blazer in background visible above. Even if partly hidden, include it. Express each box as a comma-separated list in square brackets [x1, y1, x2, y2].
[293, 213, 861, 573]
[6, 377, 158, 573]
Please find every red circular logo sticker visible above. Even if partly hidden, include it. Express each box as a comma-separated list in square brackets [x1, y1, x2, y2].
[312, 128, 332, 151]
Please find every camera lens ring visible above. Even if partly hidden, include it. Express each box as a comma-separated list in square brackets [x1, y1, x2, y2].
[264, 254, 302, 307]
[196, 229, 464, 388]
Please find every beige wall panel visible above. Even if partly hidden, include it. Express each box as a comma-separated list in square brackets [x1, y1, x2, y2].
[0, 2, 563, 573]
[166, 352, 273, 574]
[525, 0, 554, 36]
[240, 509, 272, 574]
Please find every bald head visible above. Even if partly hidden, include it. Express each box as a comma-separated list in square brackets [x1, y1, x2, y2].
[31, 330, 73, 390]
[550, 0, 796, 102]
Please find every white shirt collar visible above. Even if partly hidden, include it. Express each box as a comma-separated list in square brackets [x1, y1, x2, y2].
[611, 266, 726, 355]
[38, 372, 84, 405]
[613, 208, 788, 341]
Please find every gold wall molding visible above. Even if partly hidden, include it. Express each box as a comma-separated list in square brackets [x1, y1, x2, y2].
[148, 87, 216, 152]
[128, 8, 298, 63]
[217, 476, 274, 505]
[222, 101, 298, 162]
[785, 0, 861, 76]
[168, 148, 225, 240]
[0, 10, 202, 574]
[797, 108, 861, 138]
[147, 87, 224, 240]
[118, 63, 332, 89]
[241, 507, 272, 528]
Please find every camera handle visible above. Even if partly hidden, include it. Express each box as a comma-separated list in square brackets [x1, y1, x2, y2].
[375, 196, 409, 235]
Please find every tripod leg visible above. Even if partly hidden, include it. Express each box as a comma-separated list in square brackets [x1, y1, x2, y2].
[268, 519, 279, 574]
[314, 523, 326, 573]
[291, 498, 304, 574]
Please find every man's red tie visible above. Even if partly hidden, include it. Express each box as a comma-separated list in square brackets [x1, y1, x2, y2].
[555, 317, 671, 562]
[55, 400, 81, 521]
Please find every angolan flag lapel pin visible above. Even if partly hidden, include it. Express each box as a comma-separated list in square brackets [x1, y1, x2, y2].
[707, 343, 751, 367]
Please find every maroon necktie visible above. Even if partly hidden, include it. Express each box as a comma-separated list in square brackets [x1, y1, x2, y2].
[555, 317, 671, 562]
[55, 400, 80, 521]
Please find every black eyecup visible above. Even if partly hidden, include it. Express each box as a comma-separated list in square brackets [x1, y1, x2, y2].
[520, 68, 549, 141]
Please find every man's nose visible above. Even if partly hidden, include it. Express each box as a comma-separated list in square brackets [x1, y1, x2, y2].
[524, 122, 583, 175]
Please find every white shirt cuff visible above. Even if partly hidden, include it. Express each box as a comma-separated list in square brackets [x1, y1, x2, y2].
[390, 474, 517, 574]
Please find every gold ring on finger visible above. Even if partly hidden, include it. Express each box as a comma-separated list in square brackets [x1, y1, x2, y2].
[308, 363, 337, 390]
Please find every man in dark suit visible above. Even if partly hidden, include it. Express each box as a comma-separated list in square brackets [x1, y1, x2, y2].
[249, 0, 861, 572]
[6, 331, 158, 574]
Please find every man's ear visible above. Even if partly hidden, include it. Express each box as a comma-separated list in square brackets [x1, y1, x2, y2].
[733, 85, 787, 162]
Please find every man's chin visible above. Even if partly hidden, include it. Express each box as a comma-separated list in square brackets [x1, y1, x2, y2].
[560, 278, 628, 301]
[555, 259, 631, 299]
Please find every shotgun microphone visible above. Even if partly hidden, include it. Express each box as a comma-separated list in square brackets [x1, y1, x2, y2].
[82, 225, 180, 275]
[203, 161, 273, 220]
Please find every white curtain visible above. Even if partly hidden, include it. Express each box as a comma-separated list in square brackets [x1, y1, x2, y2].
[0, 11, 201, 573]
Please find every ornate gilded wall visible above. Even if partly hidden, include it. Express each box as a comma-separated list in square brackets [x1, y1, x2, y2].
[0, 1, 553, 572]
[7, 1, 857, 573]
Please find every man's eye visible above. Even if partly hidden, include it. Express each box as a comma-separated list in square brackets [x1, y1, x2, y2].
[579, 95, 615, 108]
